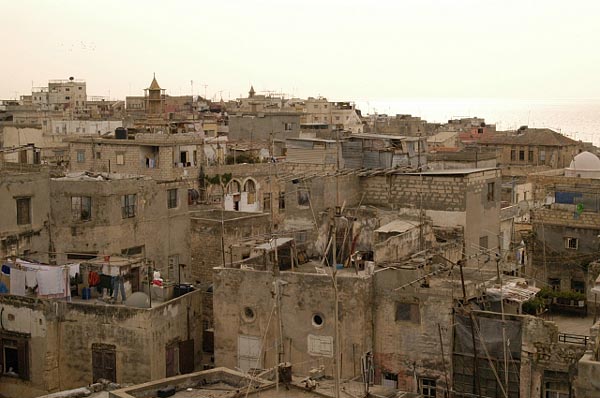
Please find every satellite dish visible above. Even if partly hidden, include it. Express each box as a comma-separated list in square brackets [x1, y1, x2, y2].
[125, 292, 151, 308]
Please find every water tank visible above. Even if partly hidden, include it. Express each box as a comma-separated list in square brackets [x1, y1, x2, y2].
[115, 127, 128, 139]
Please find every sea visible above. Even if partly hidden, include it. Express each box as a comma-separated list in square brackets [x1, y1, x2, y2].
[354, 98, 600, 147]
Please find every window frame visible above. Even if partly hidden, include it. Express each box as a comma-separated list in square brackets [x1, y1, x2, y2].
[487, 182, 495, 202]
[419, 377, 437, 398]
[0, 334, 30, 380]
[564, 237, 578, 250]
[76, 150, 85, 163]
[71, 196, 92, 222]
[121, 194, 137, 218]
[167, 188, 178, 209]
[16, 197, 32, 225]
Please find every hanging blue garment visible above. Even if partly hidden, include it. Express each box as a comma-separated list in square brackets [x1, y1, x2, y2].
[1, 264, 10, 275]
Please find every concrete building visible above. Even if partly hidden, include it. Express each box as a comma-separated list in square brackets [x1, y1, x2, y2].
[66, 133, 205, 184]
[342, 133, 427, 169]
[0, 169, 52, 263]
[49, 172, 190, 277]
[227, 111, 301, 142]
[0, 289, 204, 398]
[360, 168, 502, 266]
[302, 97, 363, 135]
[527, 163, 600, 300]
[32, 77, 87, 113]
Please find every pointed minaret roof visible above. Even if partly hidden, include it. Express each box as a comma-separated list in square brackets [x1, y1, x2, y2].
[248, 85, 255, 98]
[149, 73, 161, 90]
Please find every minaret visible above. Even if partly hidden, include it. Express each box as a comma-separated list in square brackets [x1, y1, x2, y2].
[145, 73, 165, 116]
[248, 85, 256, 98]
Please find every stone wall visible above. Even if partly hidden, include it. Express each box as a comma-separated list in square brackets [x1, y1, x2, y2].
[0, 290, 204, 398]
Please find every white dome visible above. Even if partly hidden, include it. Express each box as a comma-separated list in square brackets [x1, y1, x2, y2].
[569, 151, 600, 171]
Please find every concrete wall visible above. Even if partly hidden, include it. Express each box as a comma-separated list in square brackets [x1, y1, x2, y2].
[372, 268, 453, 392]
[49, 178, 190, 276]
[359, 170, 501, 264]
[190, 211, 270, 284]
[0, 171, 51, 263]
[0, 290, 204, 398]
[213, 268, 373, 378]
[228, 113, 301, 142]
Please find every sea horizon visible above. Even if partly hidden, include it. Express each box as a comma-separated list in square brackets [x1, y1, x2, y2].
[351, 97, 600, 146]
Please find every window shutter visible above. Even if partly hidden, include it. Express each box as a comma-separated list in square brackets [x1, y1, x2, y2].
[17, 339, 29, 380]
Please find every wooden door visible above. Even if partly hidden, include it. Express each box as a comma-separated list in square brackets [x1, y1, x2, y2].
[92, 345, 116, 382]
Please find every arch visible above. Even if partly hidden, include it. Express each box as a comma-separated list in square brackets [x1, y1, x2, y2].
[243, 178, 257, 204]
[227, 179, 241, 194]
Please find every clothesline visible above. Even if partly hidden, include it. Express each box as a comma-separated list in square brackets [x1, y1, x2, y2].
[1, 259, 80, 299]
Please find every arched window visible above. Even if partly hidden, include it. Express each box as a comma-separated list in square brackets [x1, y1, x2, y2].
[227, 180, 241, 195]
[244, 179, 256, 204]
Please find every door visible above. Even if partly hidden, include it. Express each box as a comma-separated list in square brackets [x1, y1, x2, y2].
[238, 335, 261, 372]
[179, 339, 195, 374]
[92, 344, 116, 382]
[165, 342, 179, 377]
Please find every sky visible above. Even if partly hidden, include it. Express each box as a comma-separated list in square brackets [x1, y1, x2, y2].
[1, 0, 600, 102]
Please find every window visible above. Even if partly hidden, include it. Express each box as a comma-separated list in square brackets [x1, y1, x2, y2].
[540, 150, 546, 162]
[545, 382, 569, 398]
[395, 302, 420, 323]
[528, 150, 534, 162]
[278, 192, 285, 210]
[419, 378, 437, 398]
[565, 237, 578, 250]
[227, 180, 241, 194]
[71, 196, 92, 221]
[297, 189, 310, 207]
[571, 280, 585, 294]
[76, 150, 85, 163]
[121, 194, 137, 218]
[263, 193, 272, 212]
[1, 335, 30, 380]
[95, 152, 101, 159]
[116, 153, 124, 165]
[549, 278, 561, 291]
[519, 150, 525, 161]
[382, 372, 398, 388]
[244, 180, 256, 204]
[16, 197, 31, 225]
[479, 235, 488, 249]
[167, 189, 178, 209]
[284, 123, 293, 131]
[487, 182, 495, 202]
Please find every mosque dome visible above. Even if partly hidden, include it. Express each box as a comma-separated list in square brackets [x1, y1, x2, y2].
[569, 151, 600, 171]
[566, 151, 600, 179]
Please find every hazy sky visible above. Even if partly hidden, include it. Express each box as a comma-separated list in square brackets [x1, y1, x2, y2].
[2, 0, 600, 101]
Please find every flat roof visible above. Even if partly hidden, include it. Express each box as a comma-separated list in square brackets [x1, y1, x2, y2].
[404, 167, 498, 176]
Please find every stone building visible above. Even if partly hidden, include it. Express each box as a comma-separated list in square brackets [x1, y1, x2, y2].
[0, 290, 204, 398]
[49, 172, 190, 277]
[477, 127, 582, 170]
[66, 133, 205, 185]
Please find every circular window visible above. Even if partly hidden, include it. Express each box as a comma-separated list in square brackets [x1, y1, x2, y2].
[312, 313, 325, 328]
[242, 307, 256, 322]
